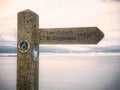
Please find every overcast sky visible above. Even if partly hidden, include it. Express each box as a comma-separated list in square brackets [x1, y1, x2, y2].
[0, 0, 120, 51]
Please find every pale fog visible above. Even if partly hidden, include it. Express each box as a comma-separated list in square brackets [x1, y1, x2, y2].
[0, 53, 120, 90]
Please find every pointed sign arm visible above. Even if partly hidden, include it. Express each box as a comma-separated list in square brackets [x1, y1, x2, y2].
[36, 27, 104, 44]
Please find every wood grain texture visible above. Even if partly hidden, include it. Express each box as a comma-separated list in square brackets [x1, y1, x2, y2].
[17, 9, 39, 90]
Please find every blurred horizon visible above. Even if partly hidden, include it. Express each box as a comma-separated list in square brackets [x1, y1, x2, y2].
[0, 41, 120, 56]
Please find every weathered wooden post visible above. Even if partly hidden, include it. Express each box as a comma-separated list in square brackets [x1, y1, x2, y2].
[17, 9, 104, 90]
[17, 10, 39, 90]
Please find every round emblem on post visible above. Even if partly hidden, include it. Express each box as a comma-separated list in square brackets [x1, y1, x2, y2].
[18, 39, 30, 53]
[32, 47, 39, 61]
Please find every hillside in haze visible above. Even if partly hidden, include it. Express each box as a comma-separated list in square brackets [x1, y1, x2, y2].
[0, 42, 120, 53]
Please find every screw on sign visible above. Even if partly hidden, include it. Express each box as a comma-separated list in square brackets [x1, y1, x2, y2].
[17, 9, 104, 90]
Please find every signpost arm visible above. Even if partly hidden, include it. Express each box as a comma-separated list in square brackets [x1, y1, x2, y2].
[36, 27, 104, 44]
[17, 9, 39, 90]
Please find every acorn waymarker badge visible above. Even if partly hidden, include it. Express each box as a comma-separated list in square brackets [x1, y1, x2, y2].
[18, 39, 30, 53]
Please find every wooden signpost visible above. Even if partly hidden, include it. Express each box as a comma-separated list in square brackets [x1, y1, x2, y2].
[17, 9, 104, 90]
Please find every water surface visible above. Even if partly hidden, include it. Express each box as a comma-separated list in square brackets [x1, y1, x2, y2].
[0, 54, 120, 90]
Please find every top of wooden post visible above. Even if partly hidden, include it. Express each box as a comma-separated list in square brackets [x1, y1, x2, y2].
[18, 9, 38, 15]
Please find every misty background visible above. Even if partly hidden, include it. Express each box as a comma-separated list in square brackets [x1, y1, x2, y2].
[0, 0, 120, 55]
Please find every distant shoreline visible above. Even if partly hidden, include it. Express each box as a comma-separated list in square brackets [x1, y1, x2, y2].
[0, 53, 120, 57]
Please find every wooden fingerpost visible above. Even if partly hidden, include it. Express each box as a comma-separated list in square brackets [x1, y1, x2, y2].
[17, 9, 104, 90]
[17, 10, 39, 90]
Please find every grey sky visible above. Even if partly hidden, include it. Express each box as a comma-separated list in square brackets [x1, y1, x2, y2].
[0, 0, 120, 51]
